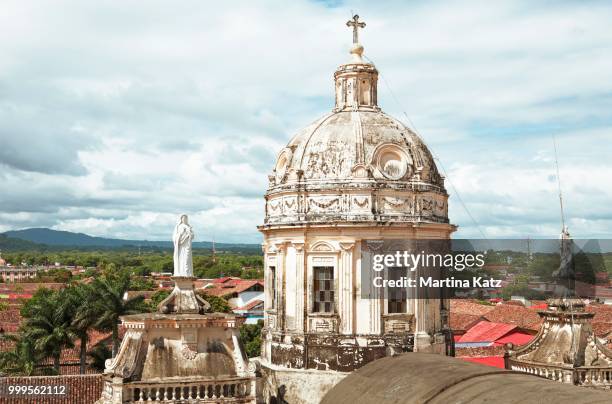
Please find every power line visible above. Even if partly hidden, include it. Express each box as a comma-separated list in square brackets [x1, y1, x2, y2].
[365, 55, 489, 241]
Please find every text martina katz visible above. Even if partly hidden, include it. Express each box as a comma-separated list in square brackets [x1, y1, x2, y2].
[372, 275, 502, 289]
[370, 251, 502, 289]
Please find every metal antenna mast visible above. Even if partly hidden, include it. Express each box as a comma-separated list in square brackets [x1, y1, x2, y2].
[552, 134, 566, 230]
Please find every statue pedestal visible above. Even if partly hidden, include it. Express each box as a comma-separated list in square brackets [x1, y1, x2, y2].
[97, 276, 257, 403]
[158, 276, 210, 314]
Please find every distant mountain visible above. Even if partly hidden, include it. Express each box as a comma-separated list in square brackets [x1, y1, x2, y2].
[1, 228, 260, 252]
[0, 234, 46, 251]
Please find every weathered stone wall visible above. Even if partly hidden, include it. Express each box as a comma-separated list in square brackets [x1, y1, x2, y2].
[260, 364, 348, 404]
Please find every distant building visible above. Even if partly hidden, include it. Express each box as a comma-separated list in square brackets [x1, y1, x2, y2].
[233, 299, 264, 324]
[0, 267, 38, 282]
[200, 277, 264, 309]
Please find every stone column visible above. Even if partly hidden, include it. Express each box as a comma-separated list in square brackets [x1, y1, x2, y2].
[414, 298, 433, 351]
[275, 242, 287, 331]
[263, 245, 272, 312]
[293, 242, 305, 332]
[339, 242, 355, 334]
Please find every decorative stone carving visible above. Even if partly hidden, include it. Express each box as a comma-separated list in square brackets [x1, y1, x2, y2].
[308, 196, 341, 212]
[434, 199, 446, 216]
[181, 344, 198, 360]
[419, 197, 434, 216]
[308, 316, 340, 333]
[284, 196, 297, 212]
[373, 143, 413, 180]
[352, 195, 370, 209]
[275, 148, 293, 183]
[304, 140, 351, 180]
[351, 163, 369, 178]
[339, 242, 355, 251]
[158, 276, 210, 315]
[382, 196, 412, 212]
[383, 314, 415, 334]
[309, 241, 335, 252]
[268, 200, 281, 214]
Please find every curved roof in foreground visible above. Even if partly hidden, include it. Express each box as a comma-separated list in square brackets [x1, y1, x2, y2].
[321, 353, 611, 404]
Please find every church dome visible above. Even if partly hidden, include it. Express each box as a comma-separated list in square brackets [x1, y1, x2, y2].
[273, 110, 442, 188]
[262, 26, 449, 228]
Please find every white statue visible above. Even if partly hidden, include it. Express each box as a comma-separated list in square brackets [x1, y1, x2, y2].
[172, 214, 194, 277]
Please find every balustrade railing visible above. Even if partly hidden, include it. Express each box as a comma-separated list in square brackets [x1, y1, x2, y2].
[124, 377, 255, 403]
[574, 368, 612, 387]
[509, 360, 612, 388]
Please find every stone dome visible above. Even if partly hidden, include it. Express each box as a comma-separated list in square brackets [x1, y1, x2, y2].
[272, 110, 443, 188]
[262, 40, 450, 228]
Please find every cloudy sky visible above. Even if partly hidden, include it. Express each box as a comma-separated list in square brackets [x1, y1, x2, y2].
[1, 0, 611, 243]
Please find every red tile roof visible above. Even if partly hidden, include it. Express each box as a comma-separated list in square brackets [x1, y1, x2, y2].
[450, 299, 496, 316]
[586, 304, 612, 338]
[494, 331, 535, 346]
[2, 374, 103, 403]
[234, 299, 264, 312]
[458, 321, 516, 343]
[449, 313, 484, 333]
[460, 356, 505, 369]
[201, 278, 264, 297]
[482, 303, 543, 332]
[0, 283, 66, 292]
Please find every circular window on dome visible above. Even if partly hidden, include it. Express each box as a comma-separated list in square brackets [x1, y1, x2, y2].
[275, 149, 291, 182]
[374, 144, 411, 180]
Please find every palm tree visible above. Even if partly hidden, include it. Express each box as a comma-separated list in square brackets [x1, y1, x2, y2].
[0, 334, 45, 376]
[91, 274, 145, 357]
[22, 290, 75, 373]
[63, 284, 99, 374]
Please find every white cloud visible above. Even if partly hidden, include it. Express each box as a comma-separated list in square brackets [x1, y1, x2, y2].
[0, 0, 611, 242]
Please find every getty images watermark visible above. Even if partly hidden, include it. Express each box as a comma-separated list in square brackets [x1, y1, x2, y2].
[371, 250, 499, 289]
[360, 239, 611, 300]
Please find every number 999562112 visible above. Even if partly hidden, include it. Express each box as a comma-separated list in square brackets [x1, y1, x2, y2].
[0, 384, 68, 397]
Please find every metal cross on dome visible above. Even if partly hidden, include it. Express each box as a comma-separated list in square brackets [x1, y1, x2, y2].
[346, 14, 366, 44]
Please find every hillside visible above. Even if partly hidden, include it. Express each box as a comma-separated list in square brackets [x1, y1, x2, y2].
[1, 228, 260, 253]
[0, 234, 47, 251]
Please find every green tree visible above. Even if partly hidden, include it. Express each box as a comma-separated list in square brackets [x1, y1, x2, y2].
[129, 277, 156, 291]
[148, 289, 171, 311]
[0, 334, 47, 376]
[239, 320, 263, 358]
[196, 292, 231, 313]
[21, 289, 75, 373]
[90, 274, 146, 356]
[64, 283, 99, 374]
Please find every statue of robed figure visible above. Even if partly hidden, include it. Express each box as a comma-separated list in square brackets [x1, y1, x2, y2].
[158, 214, 210, 314]
[173, 214, 194, 277]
